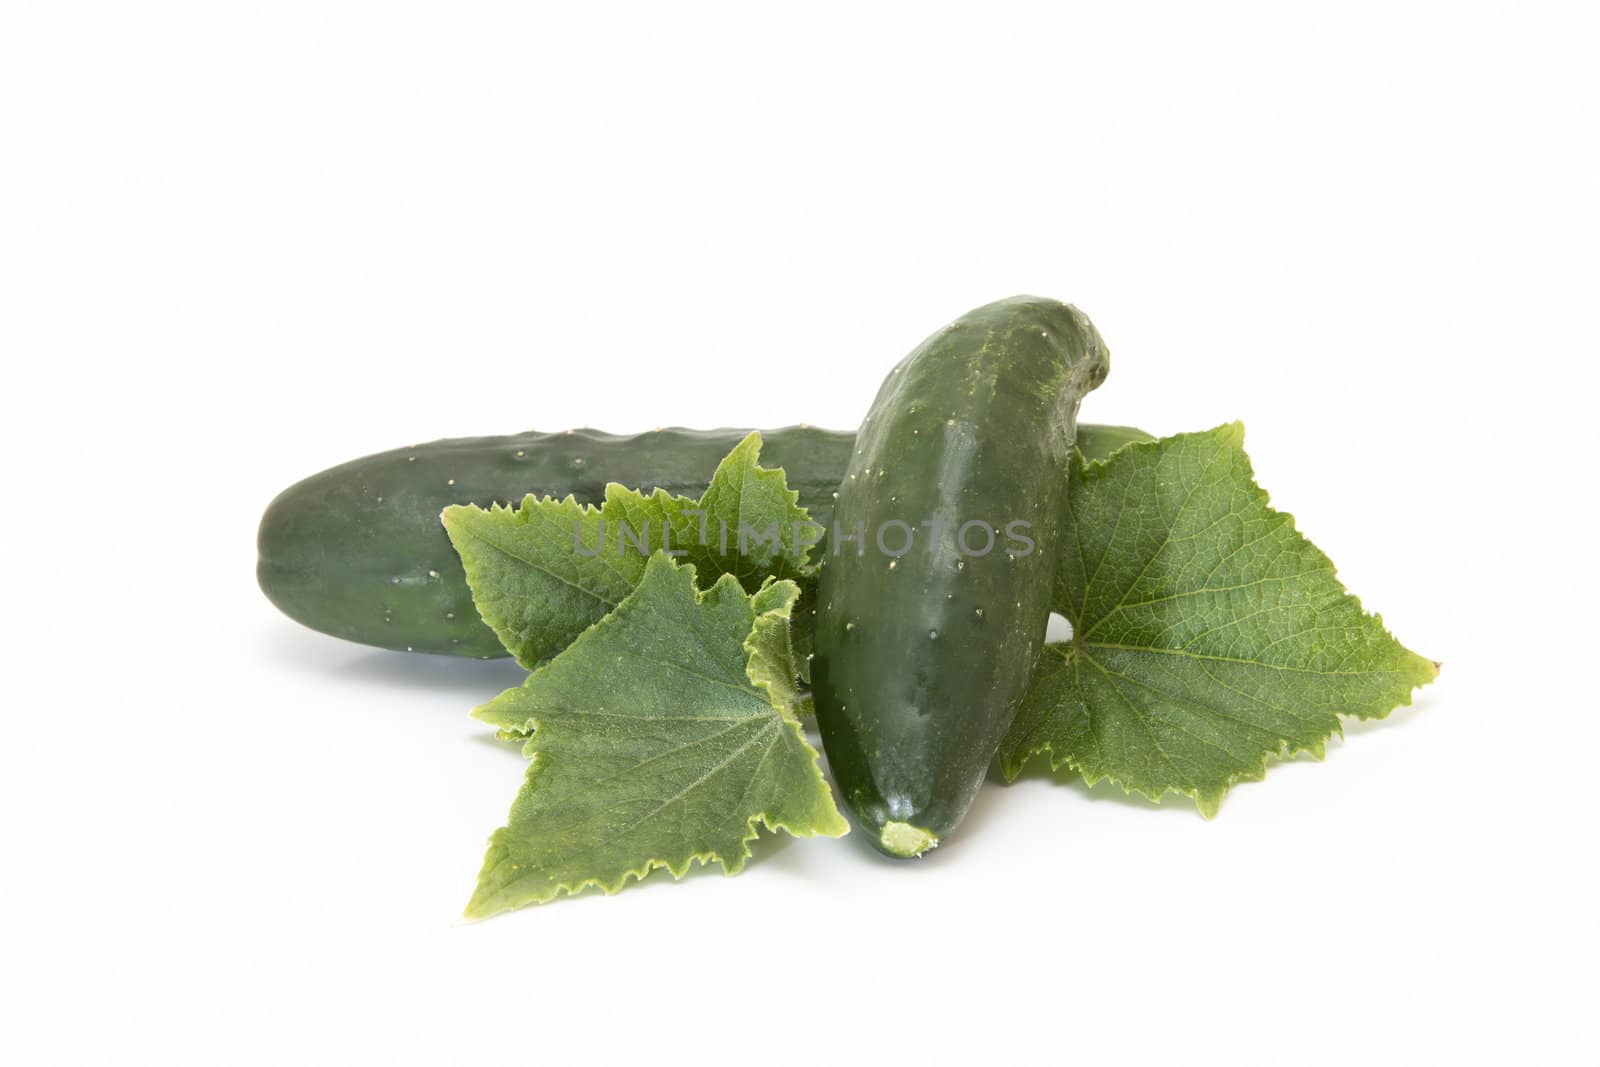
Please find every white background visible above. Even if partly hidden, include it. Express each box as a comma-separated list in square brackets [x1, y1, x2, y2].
[4, 3, 1595, 1063]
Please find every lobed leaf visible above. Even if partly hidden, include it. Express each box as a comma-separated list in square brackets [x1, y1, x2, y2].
[1001, 423, 1438, 815]
[465, 554, 846, 918]
[442, 431, 817, 669]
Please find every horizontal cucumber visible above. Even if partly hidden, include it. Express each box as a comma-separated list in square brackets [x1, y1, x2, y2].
[812, 297, 1110, 856]
[257, 423, 1150, 657]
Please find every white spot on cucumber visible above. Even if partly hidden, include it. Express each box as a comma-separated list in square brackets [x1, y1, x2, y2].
[880, 821, 937, 858]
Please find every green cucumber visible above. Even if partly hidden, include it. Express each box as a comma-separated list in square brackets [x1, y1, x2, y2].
[810, 297, 1111, 856]
[257, 422, 1147, 657]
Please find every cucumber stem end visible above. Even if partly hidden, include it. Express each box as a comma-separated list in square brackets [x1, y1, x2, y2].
[879, 821, 938, 858]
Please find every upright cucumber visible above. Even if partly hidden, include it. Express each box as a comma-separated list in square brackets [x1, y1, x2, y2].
[258, 422, 1147, 657]
[811, 296, 1111, 857]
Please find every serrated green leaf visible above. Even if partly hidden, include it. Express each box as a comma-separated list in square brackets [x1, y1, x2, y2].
[442, 431, 818, 670]
[1000, 423, 1438, 815]
[689, 431, 819, 589]
[464, 554, 847, 918]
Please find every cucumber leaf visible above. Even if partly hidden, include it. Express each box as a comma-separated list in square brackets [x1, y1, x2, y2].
[442, 431, 818, 669]
[464, 555, 846, 918]
[1001, 423, 1438, 815]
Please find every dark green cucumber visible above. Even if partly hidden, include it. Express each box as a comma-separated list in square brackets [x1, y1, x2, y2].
[810, 297, 1111, 857]
[257, 422, 1147, 657]
[258, 426, 851, 657]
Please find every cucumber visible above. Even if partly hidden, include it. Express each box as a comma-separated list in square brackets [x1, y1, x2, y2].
[810, 297, 1111, 856]
[257, 423, 1147, 657]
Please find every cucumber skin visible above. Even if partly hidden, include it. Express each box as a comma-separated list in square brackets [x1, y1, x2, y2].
[257, 426, 854, 658]
[257, 423, 1148, 657]
[810, 297, 1111, 855]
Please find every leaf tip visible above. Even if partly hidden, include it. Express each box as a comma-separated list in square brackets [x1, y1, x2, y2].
[439, 502, 474, 529]
[1215, 419, 1247, 449]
